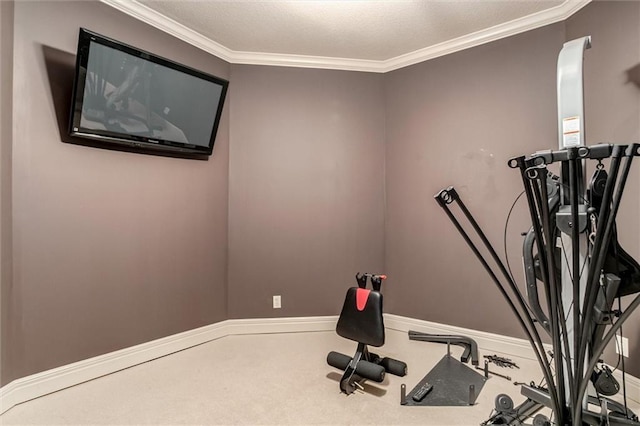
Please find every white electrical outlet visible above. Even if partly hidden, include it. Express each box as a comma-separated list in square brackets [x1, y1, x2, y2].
[273, 295, 281, 309]
[615, 334, 629, 358]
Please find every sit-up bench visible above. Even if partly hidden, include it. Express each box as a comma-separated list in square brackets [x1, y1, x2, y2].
[327, 273, 407, 394]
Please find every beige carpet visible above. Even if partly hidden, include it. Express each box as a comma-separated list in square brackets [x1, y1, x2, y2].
[1, 329, 637, 425]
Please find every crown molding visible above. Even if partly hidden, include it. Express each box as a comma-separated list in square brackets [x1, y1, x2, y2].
[99, 0, 236, 63]
[226, 51, 389, 73]
[381, 0, 591, 72]
[102, 0, 590, 73]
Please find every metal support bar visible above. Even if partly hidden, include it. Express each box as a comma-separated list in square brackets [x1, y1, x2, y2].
[434, 187, 559, 416]
[407, 332, 479, 365]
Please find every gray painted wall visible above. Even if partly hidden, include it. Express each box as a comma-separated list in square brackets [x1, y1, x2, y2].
[384, 2, 639, 377]
[1, 0, 15, 386]
[227, 65, 386, 318]
[1, 0, 638, 385]
[384, 23, 565, 336]
[3, 0, 230, 383]
[566, 0, 640, 377]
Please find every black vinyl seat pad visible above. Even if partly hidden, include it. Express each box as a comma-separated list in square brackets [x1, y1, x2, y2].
[336, 287, 385, 347]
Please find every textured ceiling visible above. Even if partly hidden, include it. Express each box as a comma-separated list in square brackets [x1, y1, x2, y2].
[100, 0, 590, 71]
[137, 0, 568, 61]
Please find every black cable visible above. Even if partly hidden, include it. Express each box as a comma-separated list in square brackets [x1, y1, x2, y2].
[609, 311, 622, 372]
[556, 237, 589, 374]
[513, 166, 561, 416]
[610, 350, 622, 372]
[436, 188, 558, 415]
[532, 168, 568, 421]
[578, 146, 627, 376]
[574, 292, 640, 424]
[502, 190, 542, 322]
[618, 296, 628, 419]
[568, 155, 583, 418]
[503, 190, 525, 284]
[554, 235, 590, 391]
[574, 149, 623, 426]
[558, 234, 589, 283]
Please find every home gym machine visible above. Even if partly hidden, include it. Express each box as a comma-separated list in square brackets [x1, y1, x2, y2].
[435, 36, 640, 425]
[327, 273, 407, 394]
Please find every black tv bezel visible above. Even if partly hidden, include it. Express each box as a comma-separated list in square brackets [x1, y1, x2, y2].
[68, 28, 229, 159]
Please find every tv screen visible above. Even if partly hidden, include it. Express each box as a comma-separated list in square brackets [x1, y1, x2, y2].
[68, 28, 228, 158]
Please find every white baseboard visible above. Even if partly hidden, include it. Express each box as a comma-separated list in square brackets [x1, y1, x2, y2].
[0, 316, 337, 414]
[383, 314, 549, 361]
[0, 320, 228, 414]
[1, 314, 637, 414]
[224, 315, 338, 335]
[384, 314, 639, 404]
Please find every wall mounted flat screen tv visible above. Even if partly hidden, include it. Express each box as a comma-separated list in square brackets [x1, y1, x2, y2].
[69, 28, 228, 159]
